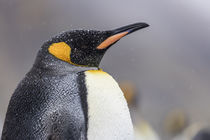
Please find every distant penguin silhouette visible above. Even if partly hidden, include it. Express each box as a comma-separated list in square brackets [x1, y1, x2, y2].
[172, 123, 210, 140]
[1, 23, 149, 140]
[193, 128, 210, 140]
[120, 82, 160, 140]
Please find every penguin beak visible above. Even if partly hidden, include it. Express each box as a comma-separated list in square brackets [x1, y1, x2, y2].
[97, 22, 149, 50]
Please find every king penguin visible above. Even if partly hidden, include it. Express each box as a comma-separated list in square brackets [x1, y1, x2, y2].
[1, 23, 149, 140]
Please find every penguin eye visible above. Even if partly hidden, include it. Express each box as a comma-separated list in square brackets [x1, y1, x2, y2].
[81, 45, 88, 49]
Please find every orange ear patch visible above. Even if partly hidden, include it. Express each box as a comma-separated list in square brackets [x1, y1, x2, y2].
[97, 32, 128, 49]
[48, 42, 87, 67]
[48, 42, 71, 63]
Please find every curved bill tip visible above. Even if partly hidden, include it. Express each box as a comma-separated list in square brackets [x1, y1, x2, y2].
[112, 22, 149, 35]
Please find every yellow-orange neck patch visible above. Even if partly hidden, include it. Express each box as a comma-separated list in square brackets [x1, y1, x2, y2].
[86, 69, 107, 75]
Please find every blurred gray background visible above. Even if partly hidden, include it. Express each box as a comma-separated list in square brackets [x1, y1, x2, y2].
[1, 0, 210, 139]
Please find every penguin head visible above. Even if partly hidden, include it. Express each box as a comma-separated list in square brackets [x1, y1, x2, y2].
[42, 23, 149, 67]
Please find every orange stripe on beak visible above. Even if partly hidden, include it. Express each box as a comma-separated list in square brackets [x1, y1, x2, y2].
[97, 32, 128, 50]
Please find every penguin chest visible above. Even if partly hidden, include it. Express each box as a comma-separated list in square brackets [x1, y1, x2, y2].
[84, 70, 133, 140]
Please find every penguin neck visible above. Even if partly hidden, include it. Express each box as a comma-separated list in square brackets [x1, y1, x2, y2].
[32, 49, 99, 74]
